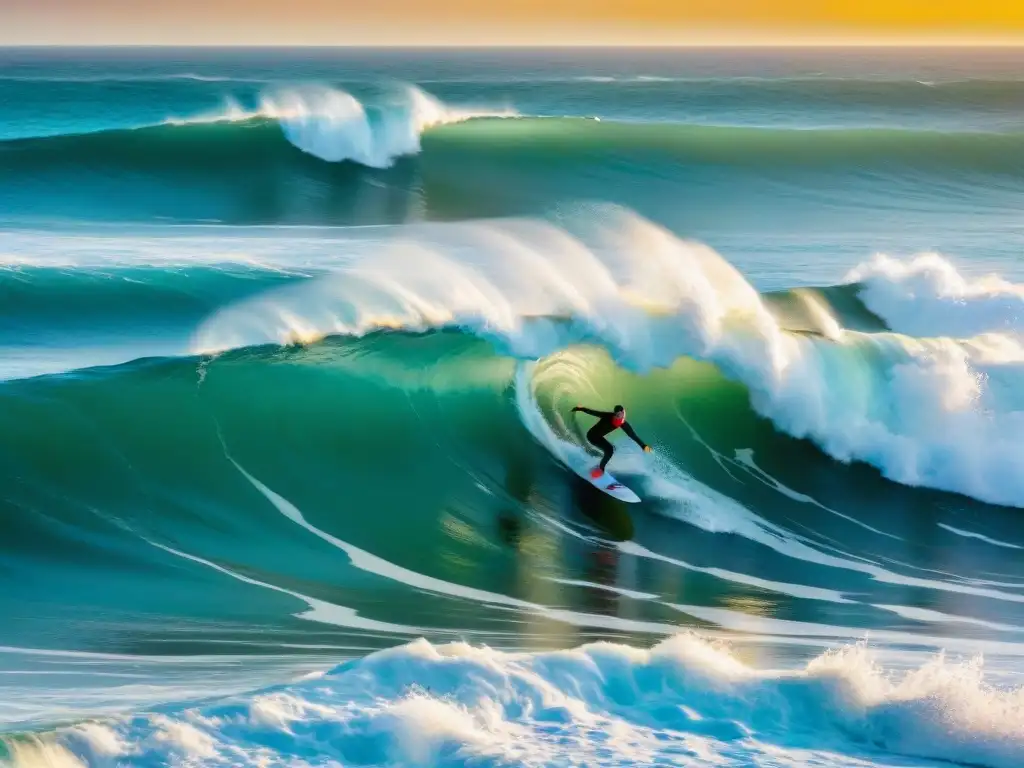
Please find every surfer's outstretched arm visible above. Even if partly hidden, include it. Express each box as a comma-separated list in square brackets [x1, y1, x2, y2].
[573, 406, 613, 418]
[622, 422, 652, 452]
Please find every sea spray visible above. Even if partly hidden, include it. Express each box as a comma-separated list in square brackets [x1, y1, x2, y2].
[848, 252, 1024, 338]
[259, 84, 513, 167]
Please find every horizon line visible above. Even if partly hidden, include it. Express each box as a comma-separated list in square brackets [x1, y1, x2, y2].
[6, 40, 1024, 49]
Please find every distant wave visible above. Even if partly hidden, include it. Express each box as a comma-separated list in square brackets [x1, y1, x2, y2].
[0, 72, 259, 83]
[427, 118, 1024, 177]
[0, 84, 513, 171]
[163, 84, 516, 167]
[7, 112, 1024, 180]
[253, 84, 514, 167]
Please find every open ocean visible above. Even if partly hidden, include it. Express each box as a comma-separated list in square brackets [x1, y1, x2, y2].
[2, 46, 1024, 767]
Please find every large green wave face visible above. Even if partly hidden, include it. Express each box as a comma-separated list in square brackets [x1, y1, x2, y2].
[3, 317, 1011, 666]
[0, 334, 524, 644]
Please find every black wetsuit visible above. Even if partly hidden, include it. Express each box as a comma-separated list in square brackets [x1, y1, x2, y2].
[575, 408, 647, 470]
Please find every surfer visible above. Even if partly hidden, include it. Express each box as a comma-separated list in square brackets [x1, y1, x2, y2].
[572, 405, 651, 478]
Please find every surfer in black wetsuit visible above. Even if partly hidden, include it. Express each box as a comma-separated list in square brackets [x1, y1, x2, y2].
[572, 404, 651, 478]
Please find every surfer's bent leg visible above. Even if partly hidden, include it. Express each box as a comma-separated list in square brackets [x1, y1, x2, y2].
[589, 435, 615, 470]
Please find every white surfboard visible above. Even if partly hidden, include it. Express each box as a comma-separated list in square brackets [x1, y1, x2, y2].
[567, 453, 641, 503]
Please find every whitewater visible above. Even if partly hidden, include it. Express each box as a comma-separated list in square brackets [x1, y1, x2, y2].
[171, 83, 516, 167]
[4, 47, 1024, 768]
[9, 637, 1024, 768]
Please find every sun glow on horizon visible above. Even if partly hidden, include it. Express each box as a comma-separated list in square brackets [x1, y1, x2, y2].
[4, 1, 1024, 46]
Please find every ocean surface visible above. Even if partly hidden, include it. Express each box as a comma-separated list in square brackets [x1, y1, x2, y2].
[2, 46, 1024, 767]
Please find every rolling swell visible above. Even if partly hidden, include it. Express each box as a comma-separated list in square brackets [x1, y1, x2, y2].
[0, 266, 298, 332]
[425, 118, 1024, 177]
[0, 82, 507, 224]
[6, 115, 1024, 225]
[0, 119, 424, 224]
[10, 117, 1024, 177]
[3, 119, 304, 172]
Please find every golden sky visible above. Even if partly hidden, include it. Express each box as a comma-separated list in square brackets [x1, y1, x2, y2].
[6, 0, 1024, 45]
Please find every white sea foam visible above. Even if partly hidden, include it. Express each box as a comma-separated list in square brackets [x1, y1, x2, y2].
[6, 636, 1023, 768]
[263, 84, 505, 167]
[169, 83, 514, 167]
[847, 251, 1024, 338]
[939, 522, 1024, 550]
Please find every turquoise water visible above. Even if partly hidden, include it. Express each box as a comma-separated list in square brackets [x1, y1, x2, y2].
[2, 47, 1024, 767]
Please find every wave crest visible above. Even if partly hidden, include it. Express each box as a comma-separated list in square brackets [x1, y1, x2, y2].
[163, 83, 512, 167]
[848, 252, 1024, 338]
[232, 84, 514, 167]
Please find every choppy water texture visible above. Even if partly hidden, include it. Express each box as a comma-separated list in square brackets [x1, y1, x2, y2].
[3, 47, 1024, 768]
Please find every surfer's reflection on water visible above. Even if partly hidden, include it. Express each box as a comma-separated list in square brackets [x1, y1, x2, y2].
[497, 509, 523, 548]
[496, 451, 534, 548]
[571, 478, 635, 543]
[570, 478, 633, 616]
[495, 451, 636, 617]
[580, 545, 621, 616]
